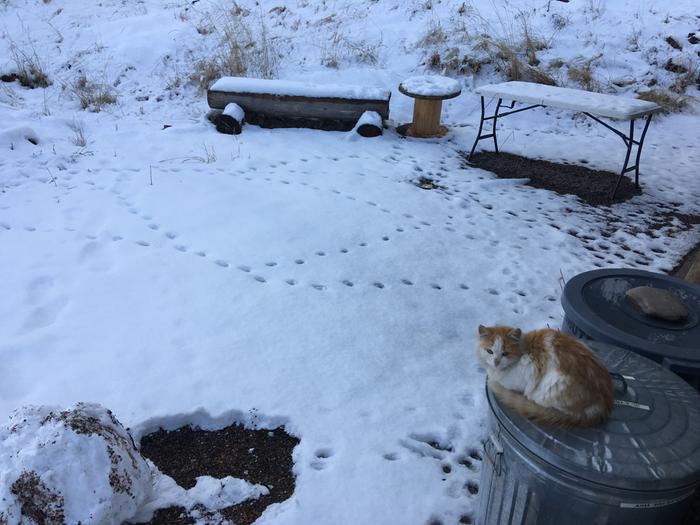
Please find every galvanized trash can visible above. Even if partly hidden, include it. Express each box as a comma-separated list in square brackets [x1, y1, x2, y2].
[477, 342, 700, 525]
[561, 268, 700, 388]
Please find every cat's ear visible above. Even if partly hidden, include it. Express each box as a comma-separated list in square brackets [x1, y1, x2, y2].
[478, 325, 491, 337]
[509, 328, 522, 341]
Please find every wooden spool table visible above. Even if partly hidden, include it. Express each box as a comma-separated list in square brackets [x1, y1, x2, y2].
[398, 75, 462, 138]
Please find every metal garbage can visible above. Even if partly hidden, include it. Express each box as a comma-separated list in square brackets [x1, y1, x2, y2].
[477, 341, 700, 525]
[561, 268, 700, 388]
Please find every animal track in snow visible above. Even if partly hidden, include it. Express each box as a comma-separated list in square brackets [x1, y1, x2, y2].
[21, 295, 69, 333]
[310, 448, 334, 471]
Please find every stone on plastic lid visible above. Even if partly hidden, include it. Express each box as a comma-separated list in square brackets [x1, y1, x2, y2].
[626, 286, 689, 322]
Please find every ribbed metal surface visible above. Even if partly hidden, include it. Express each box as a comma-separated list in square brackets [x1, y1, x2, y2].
[478, 342, 700, 525]
[490, 342, 700, 491]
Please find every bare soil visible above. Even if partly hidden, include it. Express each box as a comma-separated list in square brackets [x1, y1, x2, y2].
[132, 423, 299, 525]
[464, 151, 642, 206]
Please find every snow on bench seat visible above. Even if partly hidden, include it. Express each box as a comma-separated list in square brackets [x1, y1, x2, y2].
[209, 77, 390, 103]
[475, 81, 661, 120]
[207, 77, 391, 131]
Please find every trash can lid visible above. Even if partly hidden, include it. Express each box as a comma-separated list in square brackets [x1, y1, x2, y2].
[488, 341, 700, 492]
[561, 268, 700, 365]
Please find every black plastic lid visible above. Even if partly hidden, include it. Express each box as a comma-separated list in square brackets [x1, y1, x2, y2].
[561, 268, 700, 368]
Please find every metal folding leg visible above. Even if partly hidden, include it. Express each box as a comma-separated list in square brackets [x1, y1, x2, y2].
[584, 112, 654, 199]
[467, 97, 542, 161]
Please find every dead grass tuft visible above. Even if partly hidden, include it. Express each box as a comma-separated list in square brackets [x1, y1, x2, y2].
[69, 74, 117, 111]
[637, 90, 692, 112]
[8, 40, 50, 88]
[322, 31, 381, 68]
[567, 56, 600, 91]
[418, 20, 447, 49]
[191, 2, 278, 91]
[68, 120, 87, 147]
[669, 60, 700, 93]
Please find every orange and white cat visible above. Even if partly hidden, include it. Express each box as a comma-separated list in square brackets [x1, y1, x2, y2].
[476, 325, 614, 428]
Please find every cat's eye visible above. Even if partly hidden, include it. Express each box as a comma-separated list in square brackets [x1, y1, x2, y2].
[502, 352, 509, 357]
[486, 348, 493, 354]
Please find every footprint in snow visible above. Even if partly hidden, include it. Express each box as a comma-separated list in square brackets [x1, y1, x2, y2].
[310, 448, 334, 471]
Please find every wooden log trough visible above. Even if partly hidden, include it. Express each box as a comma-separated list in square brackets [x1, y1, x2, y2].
[207, 77, 390, 132]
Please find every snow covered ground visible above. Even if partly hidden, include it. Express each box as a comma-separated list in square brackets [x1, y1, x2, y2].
[1, 0, 699, 523]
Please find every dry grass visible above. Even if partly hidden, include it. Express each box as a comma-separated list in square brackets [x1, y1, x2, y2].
[68, 120, 87, 147]
[490, 40, 555, 85]
[670, 60, 700, 93]
[567, 56, 600, 91]
[550, 13, 569, 31]
[190, 2, 278, 91]
[321, 31, 381, 68]
[69, 74, 117, 111]
[418, 20, 447, 48]
[8, 40, 50, 88]
[637, 90, 692, 113]
[521, 18, 548, 66]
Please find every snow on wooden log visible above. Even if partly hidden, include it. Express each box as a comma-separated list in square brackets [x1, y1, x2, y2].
[352, 111, 383, 137]
[210, 77, 390, 101]
[207, 77, 391, 131]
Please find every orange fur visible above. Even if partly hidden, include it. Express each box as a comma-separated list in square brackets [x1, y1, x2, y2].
[477, 325, 614, 428]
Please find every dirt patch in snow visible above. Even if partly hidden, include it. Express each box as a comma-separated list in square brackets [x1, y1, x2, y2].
[10, 471, 65, 525]
[134, 424, 299, 525]
[463, 151, 642, 206]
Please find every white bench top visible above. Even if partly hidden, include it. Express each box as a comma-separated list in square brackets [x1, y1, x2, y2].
[475, 81, 661, 120]
[210, 77, 391, 101]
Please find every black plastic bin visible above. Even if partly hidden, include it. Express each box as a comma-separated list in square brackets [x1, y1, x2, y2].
[561, 268, 700, 388]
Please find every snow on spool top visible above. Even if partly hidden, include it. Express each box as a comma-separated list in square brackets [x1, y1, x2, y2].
[0, 403, 153, 525]
[210, 77, 390, 101]
[399, 75, 462, 99]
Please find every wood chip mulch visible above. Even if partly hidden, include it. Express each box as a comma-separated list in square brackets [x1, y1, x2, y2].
[463, 151, 642, 206]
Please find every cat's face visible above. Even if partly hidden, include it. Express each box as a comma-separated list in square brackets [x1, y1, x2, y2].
[476, 325, 522, 371]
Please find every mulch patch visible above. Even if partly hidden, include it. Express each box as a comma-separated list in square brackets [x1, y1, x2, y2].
[463, 151, 642, 206]
[133, 423, 299, 525]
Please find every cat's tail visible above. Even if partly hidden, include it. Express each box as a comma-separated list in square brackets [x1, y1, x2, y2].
[487, 378, 607, 428]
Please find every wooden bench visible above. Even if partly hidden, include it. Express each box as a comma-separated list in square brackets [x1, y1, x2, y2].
[207, 77, 391, 132]
[467, 81, 662, 199]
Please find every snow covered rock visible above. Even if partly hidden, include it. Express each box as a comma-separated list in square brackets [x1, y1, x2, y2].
[0, 403, 153, 525]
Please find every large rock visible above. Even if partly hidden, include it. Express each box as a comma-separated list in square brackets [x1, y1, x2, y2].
[0, 403, 154, 525]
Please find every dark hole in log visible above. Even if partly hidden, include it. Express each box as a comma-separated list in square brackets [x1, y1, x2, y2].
[214, 114, 242, 135]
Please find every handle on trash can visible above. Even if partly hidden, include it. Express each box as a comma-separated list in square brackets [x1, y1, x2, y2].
[483, 432, 504, 476]
[609, 372, 628, 395]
